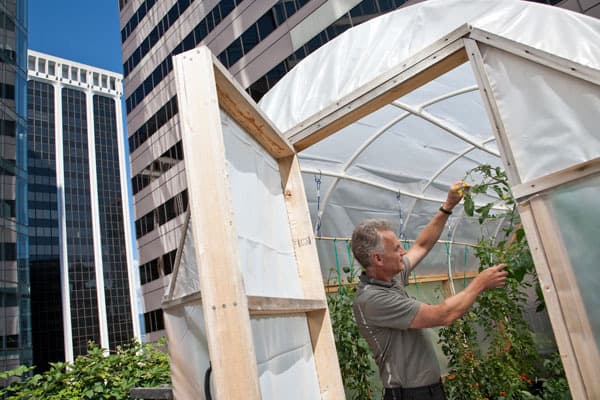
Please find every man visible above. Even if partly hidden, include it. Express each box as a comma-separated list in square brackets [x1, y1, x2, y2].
[351, 181, 507, 400]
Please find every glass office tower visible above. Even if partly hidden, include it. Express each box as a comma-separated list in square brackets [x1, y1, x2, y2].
[0, 0, 31, 373]
[27, 51, 139, 371]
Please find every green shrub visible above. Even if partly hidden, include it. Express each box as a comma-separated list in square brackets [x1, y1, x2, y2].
[0, 338, 171, 399]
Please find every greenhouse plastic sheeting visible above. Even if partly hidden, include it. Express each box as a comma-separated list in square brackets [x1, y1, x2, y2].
[261, 0, 600, 132]
[547, 174, 600, 351]
[221, 111, 305, 298]
[259, 0, 600, 277]
[479, 44, 600, 182]
[164, 110, 320, 399]
[164, 302, 211, 399]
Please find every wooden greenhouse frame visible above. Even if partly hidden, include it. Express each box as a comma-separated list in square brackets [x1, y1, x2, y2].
[279, 24, 600, 400]
[165, 47, 344, 399]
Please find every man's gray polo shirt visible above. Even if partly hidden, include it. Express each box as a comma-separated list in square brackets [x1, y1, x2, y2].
[353, 256, 441, 388]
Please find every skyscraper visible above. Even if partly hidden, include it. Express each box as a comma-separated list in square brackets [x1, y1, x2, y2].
[26, 50, 139, 371]
[0, 0, 31, 373]
[118, 0, 593, 342]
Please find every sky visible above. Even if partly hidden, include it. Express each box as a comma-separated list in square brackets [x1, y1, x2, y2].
[28, 1, 123, 73]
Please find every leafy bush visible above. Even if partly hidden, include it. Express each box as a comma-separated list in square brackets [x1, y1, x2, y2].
[0, 338, 171, 399]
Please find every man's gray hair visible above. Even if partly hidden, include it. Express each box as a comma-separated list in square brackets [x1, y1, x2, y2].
[351, 220, 393, 269]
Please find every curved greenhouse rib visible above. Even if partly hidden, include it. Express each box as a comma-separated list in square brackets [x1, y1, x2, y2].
[308, 85, 482, 233]
[391, 101, 499, 157]
[420, 85, 479, 108]
[402, 136, 497, 232]
[301, 168, 446, 203]
[309, 110, 411, 231]
[425, 137, 497, 188]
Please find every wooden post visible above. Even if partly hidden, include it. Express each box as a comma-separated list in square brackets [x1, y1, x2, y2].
[173, 47, 261, 399]
[279, 155, 345, 399]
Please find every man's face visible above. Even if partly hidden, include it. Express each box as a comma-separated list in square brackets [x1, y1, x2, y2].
[377, 230, 407, 278]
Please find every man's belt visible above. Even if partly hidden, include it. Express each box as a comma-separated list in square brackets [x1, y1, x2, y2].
[384, 380, 444, 399]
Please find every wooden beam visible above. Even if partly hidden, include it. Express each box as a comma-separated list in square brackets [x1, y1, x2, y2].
[163, 291, 326, 316]
[526, 199, 600, 399]
[173, 47, 261, 400]
[164, 209, 190, 302]
[284, 25, 471, 152]
[463, 38, 521, 185]
[278, 155, 345, 400]
[162, 291, 202, 310]
[512, 157, 600, 202]
[411, 271, 477, 284]
[469, 28, 600, 87]
[248, 296, 326, 316]
[279, 155, 329, 300]
[212, 55, 295, 159]
[325, 272, 478, 293]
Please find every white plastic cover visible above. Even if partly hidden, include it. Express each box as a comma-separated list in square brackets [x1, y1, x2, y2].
[547, 174, 600, 352]
[252, 316, 321, 399]
[259, 0, 600, 280]
[479, 44, 600, 182]
[170, 217, 198, 300]
[164, 302, 211, 399]
[223, 111, 321, 396]
[261, 0, 600, 132]
[221, 111, 304, 298]
[164, 110, 320, 399]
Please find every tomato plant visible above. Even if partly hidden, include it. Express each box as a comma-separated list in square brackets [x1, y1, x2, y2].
[439, 165, 570, 400]
[327, 261, 378, 399]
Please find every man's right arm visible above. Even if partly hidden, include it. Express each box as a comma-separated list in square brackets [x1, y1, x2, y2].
[409, 264, 507, 329]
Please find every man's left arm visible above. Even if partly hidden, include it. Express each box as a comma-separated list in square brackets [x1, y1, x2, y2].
[405, 181, 468, 272]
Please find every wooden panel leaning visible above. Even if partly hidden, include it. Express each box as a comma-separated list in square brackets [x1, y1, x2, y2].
[168, 46, 344, 399]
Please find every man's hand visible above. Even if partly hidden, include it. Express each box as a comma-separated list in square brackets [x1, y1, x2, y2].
[443, 181, 470, 210]
[410, 263, 508, 328]
[476, 263, 508, 290]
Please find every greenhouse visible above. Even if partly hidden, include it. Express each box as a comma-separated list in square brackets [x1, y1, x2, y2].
[162, 0, 600, 399]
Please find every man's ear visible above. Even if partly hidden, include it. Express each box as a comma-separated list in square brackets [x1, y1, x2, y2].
[370, 251, 382, 266]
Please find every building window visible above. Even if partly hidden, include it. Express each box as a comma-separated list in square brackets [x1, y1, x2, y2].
[139, 258, 159, 285]
[135, 190, 188, 238]
[143, 309, 164, 333]
[128, 96, 178, 154]
[131, 141, 183, 194]
[162, 249, 177, 275]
